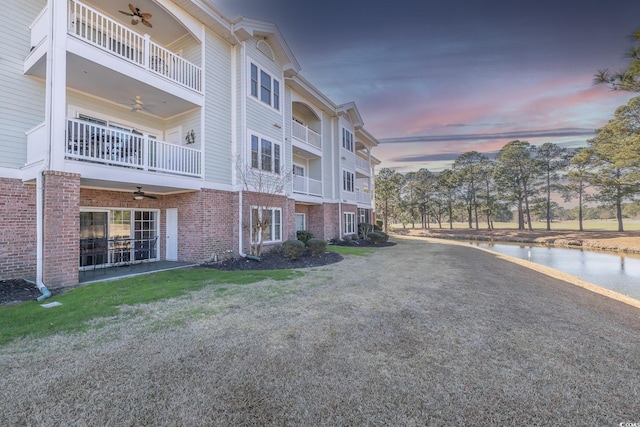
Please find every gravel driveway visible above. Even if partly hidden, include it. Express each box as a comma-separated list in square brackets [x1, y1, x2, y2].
[1, 236, 639, 426]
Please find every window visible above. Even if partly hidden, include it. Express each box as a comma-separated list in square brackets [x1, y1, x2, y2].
[260, 70, 271, 104]
[358, 208, 370, 224]
[293, 165, 304, 176]
[79, 209, 158, 268]
[295, 213, 306, 232]
[251, 134, 281, 174]
[251, 207, 282, 243]
[344, 212, 355, 235]
[342, 128, 354, 152]
[343, 170, 354, 192]
[249, 62, 280, 110]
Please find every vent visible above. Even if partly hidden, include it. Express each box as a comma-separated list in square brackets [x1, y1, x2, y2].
[257, 40, 274, 61]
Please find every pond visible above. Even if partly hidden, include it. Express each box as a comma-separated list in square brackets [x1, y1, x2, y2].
[470, 242, 640, 301]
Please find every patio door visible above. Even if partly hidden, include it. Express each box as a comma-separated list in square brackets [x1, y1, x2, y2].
[166, 208, 178, 261]
[79, 211, 108, 268]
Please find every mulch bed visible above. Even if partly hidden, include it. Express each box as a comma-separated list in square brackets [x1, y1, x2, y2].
[0, 279, 44, 306]
[205, 250, 345, 271]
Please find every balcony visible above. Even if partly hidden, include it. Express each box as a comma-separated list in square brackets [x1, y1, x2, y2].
[65, 118, 201, 177]
[355, 155, 371, 175]
[66, 0, 201, 93]
[356, 190, 371, 204]
[292, 121, 321, 151]
[293, 175, 322, 197]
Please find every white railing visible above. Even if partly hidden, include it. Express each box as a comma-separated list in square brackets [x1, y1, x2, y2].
[148, 40, 201, 93]
[293, 175, 322, 196]
[291, 121, 321, 150]
[67, 0, 202, 92]
[355, 156, 370, 173]
[356, 190, 371, 204]
[66, 118, 201, 177]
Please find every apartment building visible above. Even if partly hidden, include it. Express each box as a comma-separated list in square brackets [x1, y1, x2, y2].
[0, 0, 379, 289]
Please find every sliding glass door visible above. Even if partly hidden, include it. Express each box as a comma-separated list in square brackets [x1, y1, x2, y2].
[79, 209, 158, 269]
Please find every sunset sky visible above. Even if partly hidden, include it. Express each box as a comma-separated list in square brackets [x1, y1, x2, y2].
[216, 0, 640, 172]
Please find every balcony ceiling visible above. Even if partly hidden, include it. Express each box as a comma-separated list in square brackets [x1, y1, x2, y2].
[67, 53, 199, 118]
[89, 0, 189, 46]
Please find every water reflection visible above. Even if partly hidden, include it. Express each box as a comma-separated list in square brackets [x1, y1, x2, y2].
[470, 242, 640, 300]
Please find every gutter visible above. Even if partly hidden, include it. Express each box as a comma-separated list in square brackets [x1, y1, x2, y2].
[238, 189, 246, 257]
[35, 169, 51, 301]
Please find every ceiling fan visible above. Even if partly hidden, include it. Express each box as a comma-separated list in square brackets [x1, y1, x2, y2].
[119, 3, 152, 28]
[133, 187, 157, 200]
[129, 96, 155, 113]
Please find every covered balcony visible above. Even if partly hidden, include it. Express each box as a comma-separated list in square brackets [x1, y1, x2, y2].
[64, 118, 201, 176]
[291, 102, 322, 157]
[292, 156, 322, 198]
[355, 155, 371, 176]
[26, 117, 202, 179]
[25, 0, 203, 119]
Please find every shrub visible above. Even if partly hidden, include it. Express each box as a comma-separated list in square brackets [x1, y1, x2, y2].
[358, 223, 375, 239]
[281, 239, 306, 260]
[367, 231, 387, 244]
[296, 230, 314, 245]
[306, 238, 327, 258]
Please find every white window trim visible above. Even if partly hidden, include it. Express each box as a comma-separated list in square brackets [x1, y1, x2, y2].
[342, 127, 354, 152]
[343, 212, 356, 235]
[295, 213, 306, 232]
[247, 58, 282, 113]
[342, 169, 355, 193]
[250, 206, 283, 243]
[249, 131, 283, 175]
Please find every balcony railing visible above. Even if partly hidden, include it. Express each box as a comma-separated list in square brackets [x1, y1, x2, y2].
[356, 190, 371, 204]
[355, 156, 370, 173]
[66, 118, 201, 177]
[291, 121, 321, 150]
[293, 175, 322, 196]
[67, 0, 202, 92]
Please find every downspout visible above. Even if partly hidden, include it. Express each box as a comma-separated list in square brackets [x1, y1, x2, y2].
[233, 41, 246, 258]
[238, 189, 246, 257]
[35, 0, 62, 301]
[36, 170, 51, 301]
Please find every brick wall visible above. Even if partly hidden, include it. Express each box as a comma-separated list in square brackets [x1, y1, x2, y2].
[0, 178, 37, 280]
[296, 204, 327, 240]
[43, 171, 80, 286]
[322, 203, 340, 240]
[165, 189, 238, 262]
[81, 188, 239, 263]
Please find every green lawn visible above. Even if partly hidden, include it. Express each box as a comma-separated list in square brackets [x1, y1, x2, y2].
[0, 267, 301, 346]
[327, 245, 375, 256]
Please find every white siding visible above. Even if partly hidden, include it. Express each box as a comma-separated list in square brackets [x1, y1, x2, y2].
[0, 0, 46, 169]
[169, 34, 201, 67]
[203, 29, 233, 185]
[245, 39, 284, 144]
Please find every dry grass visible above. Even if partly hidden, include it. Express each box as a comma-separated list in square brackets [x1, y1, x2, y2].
[1, 237, 639, 425]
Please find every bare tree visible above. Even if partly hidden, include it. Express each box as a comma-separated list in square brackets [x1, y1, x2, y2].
[237, 159, 292, 257]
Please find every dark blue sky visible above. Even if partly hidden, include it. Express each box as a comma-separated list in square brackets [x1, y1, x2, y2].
[216, 0, 640, 171]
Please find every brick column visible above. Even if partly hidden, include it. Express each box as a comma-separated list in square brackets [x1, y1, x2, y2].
[43, 171, 80, 286]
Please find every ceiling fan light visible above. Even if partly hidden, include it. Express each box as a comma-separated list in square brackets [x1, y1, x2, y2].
[134, 195, 144, 200]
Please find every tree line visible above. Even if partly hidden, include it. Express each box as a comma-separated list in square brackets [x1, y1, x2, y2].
[375, 96, 640, 233]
